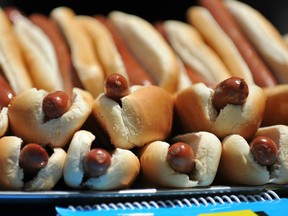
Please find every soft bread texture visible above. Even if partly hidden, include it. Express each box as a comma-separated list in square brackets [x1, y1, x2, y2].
[174, 82, 266, 140]
[8, 88, 93, 148]
[108, 11, 180, 93]
[0, 107, 8, 137]
[50, 7, 104, 98]
[163, 20, 231, 84]
[225, 0, 288, 84]
[139, 132, 222, 188]
[187, 6, 254, 85]
[92, 85, 174, 149]
[75, 15, 129, 80]
[64, 130, 140, 190]
[0, 8, 33, 94]
[13, 15, 65, 92]
[218, 125, 288, 185]
[0, 136, 66, 190]
[0, 136, 24, 190]
[262, 84, 288, 126]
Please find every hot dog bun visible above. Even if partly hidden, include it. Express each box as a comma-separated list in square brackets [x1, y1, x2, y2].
[139, 131, 222, 188]
[159, 20, 231, 85]
[8, 87, 93, 148]
[50, 7, 105, 98]
[225, 0, 288, 84]
[174, 82, 266, 140]
[217, 124, 288, 185]
[0, 136, 66, 190]
[108, 11, 180, 93]
[0, 7, 33, 94]
[92, 85, 174, 149]
[64, 130, 140, 190]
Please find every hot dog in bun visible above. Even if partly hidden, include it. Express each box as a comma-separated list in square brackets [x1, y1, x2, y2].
[139, 131, 222, 188]
[0, 136, 66, 190]
[217, 124, 288, 185]
[174, 77, 266, 140]
[92, 73, 174, 149]
[63, 130, 140, 190]
[8, 87, 93, 148]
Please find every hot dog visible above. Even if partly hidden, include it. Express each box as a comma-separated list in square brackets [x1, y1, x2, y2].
[197, 0, 278, 87]
[8, 87, 94, 148]
[155, 20, 231, 87]
[225, 0, 288, 84]
[95, 15, 156, 87]
[187, 2, 278, 88]
[50, 7, 105, 98]
[174, 77, 266, 140]
[139, 131, 221, 188]
[5, 7, 66, 92]
[0, 136, 66, 190]
[217, 124, 288, 185]
[29, 13, 74, 96]
[92, 73, 174, 149]
[0, 7, 33, 94]
[108, 11, 180, 93]
[63, 130, 140, 190]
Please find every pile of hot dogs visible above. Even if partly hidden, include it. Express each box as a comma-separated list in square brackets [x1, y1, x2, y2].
[0, 0, 288, 191]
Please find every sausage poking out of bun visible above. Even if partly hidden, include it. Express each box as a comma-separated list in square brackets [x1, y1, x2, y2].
[63, 130, 140, 190]
[175, 77, 266, 140]
[92, 73, 174, 149]
[0, 136, 66, 191]
[8, 87, 93, 148]
[139, 131, 222, 188]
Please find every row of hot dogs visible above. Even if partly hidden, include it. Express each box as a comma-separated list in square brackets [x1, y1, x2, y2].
[0, 0, 288, 191]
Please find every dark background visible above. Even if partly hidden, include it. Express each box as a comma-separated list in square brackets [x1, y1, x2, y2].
[1, 0, 288, 34]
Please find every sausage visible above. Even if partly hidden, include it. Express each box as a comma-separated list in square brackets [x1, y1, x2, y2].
[19, 143, 49, 175]
[95, 15, 156, 86]
[166, 142, 195, 174]
[83, 148, 111, 177]
[29, 13, 74, 97]
[0, 73, 15, 109]
[104, 73, 130, 103]
[199, 0, 277, 88]
[250, 135, 278, 166]
[212, 77, 249, 111]
[42, 90, 72, 120]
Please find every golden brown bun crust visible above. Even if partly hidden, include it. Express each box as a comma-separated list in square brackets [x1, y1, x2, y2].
[175, 82, 266, 140]
[139, 132, 222, 188]
[8, 88, 93, 148]
[64, 130, 140, 190]
[108, 11, 180, 93]
[92, 85, 174, 149]
[218, 125, 288, 185]
[262, 85, 288, 126]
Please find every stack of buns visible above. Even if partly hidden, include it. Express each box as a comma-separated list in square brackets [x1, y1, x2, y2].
[0, 0, 288, 191]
